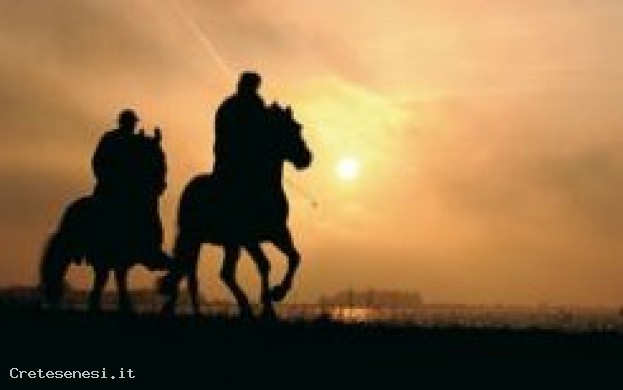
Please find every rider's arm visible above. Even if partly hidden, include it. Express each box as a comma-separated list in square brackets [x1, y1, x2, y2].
[92, 133, 112, 181]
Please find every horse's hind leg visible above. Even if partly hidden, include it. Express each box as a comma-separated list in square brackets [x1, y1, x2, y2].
[269, 228, 301, 302]
[176, 235, 202, 316]
[114, 266, 132, 313]
[159, 234, 198, 316]
[89, 265, 109, 313]
[246, 244, 276, 319]
[187, 247, 202, 316]
[220, 246, 253, 319]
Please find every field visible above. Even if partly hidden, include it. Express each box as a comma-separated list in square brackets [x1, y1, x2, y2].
[3, 299, 623, 383]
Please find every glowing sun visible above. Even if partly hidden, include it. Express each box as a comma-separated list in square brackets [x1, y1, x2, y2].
[336, 156, 360, 181]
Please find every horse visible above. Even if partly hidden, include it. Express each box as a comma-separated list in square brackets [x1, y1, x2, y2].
[39, 129, 172, 313]
[159, 103, 312, 318]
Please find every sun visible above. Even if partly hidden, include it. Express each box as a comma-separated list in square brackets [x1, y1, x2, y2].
[336, 156, 360, 181]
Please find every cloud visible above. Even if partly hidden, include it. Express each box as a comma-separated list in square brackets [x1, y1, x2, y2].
[2, 0, 623, 304]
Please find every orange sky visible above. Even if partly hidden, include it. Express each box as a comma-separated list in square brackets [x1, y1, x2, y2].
[1, 0, 623, 305]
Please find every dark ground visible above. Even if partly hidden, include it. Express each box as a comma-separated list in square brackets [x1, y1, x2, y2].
[2, 301, 622, 385]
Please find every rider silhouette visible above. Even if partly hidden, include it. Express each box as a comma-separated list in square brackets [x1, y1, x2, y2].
[92, 109, 169, 270]
[213, 71, 266, 186]
[211, 72, 270, 241]
[92, 109, 141, 199]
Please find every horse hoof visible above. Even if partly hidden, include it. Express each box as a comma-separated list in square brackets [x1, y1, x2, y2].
[88, 305, 102, 315]
[156, 275, 177, 296]
[269, 284, 289, 302]
[119, 303, 134, 315]
[260, 308, 278, 321]
[160, 301, 176, 317]
[239, 307, 254, 320]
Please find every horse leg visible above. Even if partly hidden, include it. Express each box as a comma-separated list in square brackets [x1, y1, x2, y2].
[159, 233, 197, 315]
[144, 249, 172, 271]
[114, 266, 132, 314]
[269, 228, 301, 302]
[219, 246, 253, 319]
[187, 249, 202, 317]
[88, 265, 109, 313]
[246, 244, 276, 319]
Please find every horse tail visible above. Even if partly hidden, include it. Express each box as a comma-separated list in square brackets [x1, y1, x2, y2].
[39, 197, 92, 307]
[39, 232, 72, 307]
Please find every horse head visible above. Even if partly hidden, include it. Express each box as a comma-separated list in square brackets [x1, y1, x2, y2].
[267, 103, 312, 170]
[135, 128, 167, 195]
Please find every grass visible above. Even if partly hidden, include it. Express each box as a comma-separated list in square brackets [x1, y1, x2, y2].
[3, 300, 622, 378]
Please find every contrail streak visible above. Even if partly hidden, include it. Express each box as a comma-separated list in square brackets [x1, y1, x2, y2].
[164, 0, 234, 79]
[163, 0, 318, 208]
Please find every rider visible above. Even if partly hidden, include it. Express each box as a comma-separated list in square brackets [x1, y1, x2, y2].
[92, 109, 170, 270]
[212, 71, 269, 239]
[92, 108, 141, 200]
[213, 71, 266, 185]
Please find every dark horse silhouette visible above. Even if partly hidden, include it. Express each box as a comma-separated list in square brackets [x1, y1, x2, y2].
[160, 103, 312, 318]
[39, 130, 171, 312]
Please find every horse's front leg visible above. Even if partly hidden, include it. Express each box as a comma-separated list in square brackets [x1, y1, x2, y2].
[187, 253, 202, 316]
[89, 264, 109, 313]
[114, 266, 132, 313]
[220, 245, 253, 319]
[246, 244, 276, 319]
[160, 233, 202, 316]
[269, 228, 300, 302]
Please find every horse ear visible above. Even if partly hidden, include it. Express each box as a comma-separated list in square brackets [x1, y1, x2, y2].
[286, 106, 292, 116]
[154, 127, 162, 143]
[139, 128, 145, 136]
